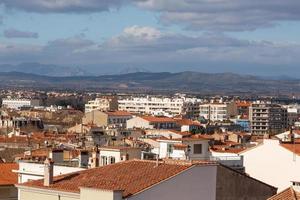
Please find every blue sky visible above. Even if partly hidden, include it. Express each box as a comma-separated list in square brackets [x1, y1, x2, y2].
[0, 0, 300, 76]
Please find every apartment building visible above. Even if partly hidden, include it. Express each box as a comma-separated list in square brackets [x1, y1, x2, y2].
[17, 159, 276, 200]
[85, 96, 118, 113]
[82, 110, 132, 128]
[127, 116, 177, 129]
[249, 102, 288, 135]
[90, 146, 141, 167]
[2, 98, 40, 110]
[118, 95, 201, 118]
[199, 102, 237, 122]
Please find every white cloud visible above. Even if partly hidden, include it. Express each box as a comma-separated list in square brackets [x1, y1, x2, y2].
[1, 27, 300, 75]
[134, 0, 300, 31]
[0, 0, 124, 13]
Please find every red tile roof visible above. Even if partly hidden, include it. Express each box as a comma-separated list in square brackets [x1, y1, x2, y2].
[268, 187, 300, 200]
[280, 143, 300, 156]
[141, 116, 176, 123]
[21, 159, 216, 197]
[105, 111, 132, 116]
[175, 119, 201, 126]
[0, 163, 18, 186]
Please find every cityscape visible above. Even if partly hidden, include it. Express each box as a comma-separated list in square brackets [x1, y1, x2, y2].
[0, 1, 300, 200]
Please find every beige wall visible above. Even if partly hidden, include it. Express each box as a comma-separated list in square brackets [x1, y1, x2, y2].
[82, 111, 108, 127]
[19, 188, 79, 200]
[80, 188, 122, 200]
[0, 185, 17, 200]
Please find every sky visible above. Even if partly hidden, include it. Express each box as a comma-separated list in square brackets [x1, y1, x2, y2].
[0, 0, 300, 76]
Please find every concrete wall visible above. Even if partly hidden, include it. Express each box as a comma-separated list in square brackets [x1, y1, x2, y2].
[240, 139, 300, 192]
[127, 117, 152, 129]
[80, 188, 122, 200]
[82, 111, 108, 127]
[18, 188, 79, 200]
[129, 165, 217, 200]
[216, 165, 277, 200]
[17, 162, 85, 184]
[0, 185, 17, 200]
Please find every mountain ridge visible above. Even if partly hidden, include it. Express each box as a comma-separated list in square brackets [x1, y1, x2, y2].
[0, 71, 299, 95]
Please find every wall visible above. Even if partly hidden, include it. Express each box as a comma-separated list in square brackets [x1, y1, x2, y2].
[82, 111, 108, 127]
[185, 140, 211, 160]
[240, 139, 300, 192]
[0, 185, 17, 200]
[18, 188, 79, 200]
[17, 162, 85, 184]
[126, 117, 152, 129]
[216, 165, 276, 200]
[129, 165, 217, 200]
[80, 188, 122, 200]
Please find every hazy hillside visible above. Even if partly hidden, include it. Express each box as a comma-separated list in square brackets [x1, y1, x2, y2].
[0, 71, 299, 95]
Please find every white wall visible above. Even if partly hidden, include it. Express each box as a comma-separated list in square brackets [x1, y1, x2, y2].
[127, 117, 152, 129]
[129, 165, 217, 200]
[16, 162, 85, 184]
[240, 139, 300, 192]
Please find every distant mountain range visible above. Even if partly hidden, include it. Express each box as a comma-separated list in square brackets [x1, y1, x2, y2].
[0, 63, 89, 77]
[0, 71, 300, 95]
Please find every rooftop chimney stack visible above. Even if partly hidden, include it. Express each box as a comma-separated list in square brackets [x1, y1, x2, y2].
[44, 158, 54, 186]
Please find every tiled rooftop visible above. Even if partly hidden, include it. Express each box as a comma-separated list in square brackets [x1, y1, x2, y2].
[0, 163, 19, 186]
[268, 187, 300, 200]
[21, 159, 216, 197]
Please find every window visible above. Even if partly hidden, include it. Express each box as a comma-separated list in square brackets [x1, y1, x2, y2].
[110, 156, 116, 164]
[167, 144, 174, 154]
[101, 156, 107, 166]
[193, 144, 202, 154]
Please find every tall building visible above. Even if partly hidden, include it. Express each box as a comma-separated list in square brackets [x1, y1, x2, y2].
[199, 102, 237, 122]
[2, 98, 40, 110]
[118, 95, 201, 118]
[85, 96, 118, 113]
[249, 102, 288, 135]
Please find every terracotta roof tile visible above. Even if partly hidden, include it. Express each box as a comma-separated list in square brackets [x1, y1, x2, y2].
[280, 143, 300, 156]
[268, 187, 300, 200]
[0, 163, 18, 186]
[21, 159, 214, 197]
[141, 116, 176, 123]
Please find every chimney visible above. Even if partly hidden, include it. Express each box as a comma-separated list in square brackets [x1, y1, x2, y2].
[44, 158, 54, 186]
[79, 150, 89, 168]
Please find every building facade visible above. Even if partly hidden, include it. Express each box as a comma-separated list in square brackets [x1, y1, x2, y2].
[2, 98, 40, 110]
[118, 96, 201, 118]
[249, 102, 288, 135]
[85, 96, 118, 113]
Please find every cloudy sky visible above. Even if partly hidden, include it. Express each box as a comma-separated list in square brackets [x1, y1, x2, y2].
[0, 0, 300, 76]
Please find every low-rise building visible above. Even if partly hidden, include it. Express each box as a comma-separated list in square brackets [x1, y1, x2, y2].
[2, 98, 40, 110]
[82, 110, 132, 128]
[240, 139, 300, 192]
[17, 159, 277, 200]
[90, 146, 141, 167]
[127, 116, 177, 130]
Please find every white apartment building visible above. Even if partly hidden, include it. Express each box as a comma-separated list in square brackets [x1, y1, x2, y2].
[2, 98, 40, 110]
[85, 96, 118, 113]
[118, 95, 201, 118]
[199, 102, 237, 122]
